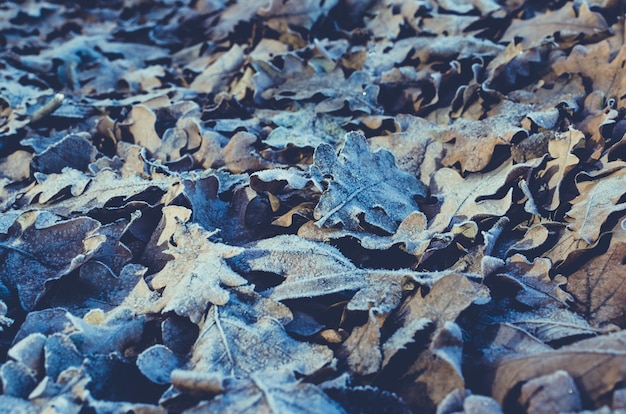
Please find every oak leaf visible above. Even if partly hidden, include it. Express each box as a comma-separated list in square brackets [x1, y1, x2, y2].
[147, 221, 246, 324]
[493, 254, 571, 307]
[428, 159, 535, 232]
[186, 368, 344, 414]
[311, 131, 426, 233]
[565, 162, 626, 244]
[502, 1, 609, 49]
[566, 219, 626, 327]
[554, 41, 626, 105]
[188, 287, 332, 379]
[487, 329, 626, 406]
[0, 211, 104, 311]
[234, 234, 442, 313]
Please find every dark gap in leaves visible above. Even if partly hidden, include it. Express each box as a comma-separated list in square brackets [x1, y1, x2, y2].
[241, 270, 284, 293]
[328, 237, 416, 269]
[375, 321, 435, 386]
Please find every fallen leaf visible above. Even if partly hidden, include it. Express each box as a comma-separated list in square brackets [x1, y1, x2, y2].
[186, 287, 331, 379]
[487, 329, 626, 408]
[566, 219, 626, 327]
[234, 234, 442, 313]
[554, 41, 626, 104]
[311, 131, 427, 233]
[147, 221, 246, 324]
[493, 254, 571, 307]
[337, 306, 384, 376]
[0, 211, 104, 310]
[565, 162, 626, 244]
[502, 1, 609, 49]
[186, 368, 345, 413]
[518, 370, 583, 414]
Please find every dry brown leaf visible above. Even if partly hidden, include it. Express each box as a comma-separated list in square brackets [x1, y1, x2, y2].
[189, 45, 245, 94]
[441, 108, 527, 173]
[298, 211, 432, 257]
[540, 128, 585, 211]
[566, 162, 626, 244]
[222, 131, 273, 174]
[392, 322, 465, 413]
[23, 168, 177, 217]
[118, 105, 162, 154]
[338, 306, 384, 376]
[493, 254, 571, 307]
[487, 329, 626, 407]
[566, 219, 626, 327]
[554, 41, 626, 105]
[518, 370, 583, 414]
[396, 273, 478, 330]
[429, 160, 530, 232]
[502, 1, 609, 49]
[369, 114, 443, 181]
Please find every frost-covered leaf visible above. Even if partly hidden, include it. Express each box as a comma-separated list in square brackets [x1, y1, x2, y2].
[234, 234, 442, 313]
[493, 254, 571, 307]
[311, 131, 426, 233]
[24, 168, 177, 216]
[147, 221, 246, 324]
[186, 368, 345, 414]
[186, 287, 331, 379]
[0, 211, 104, 310]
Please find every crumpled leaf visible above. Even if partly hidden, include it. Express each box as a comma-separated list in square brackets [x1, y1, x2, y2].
[263, 0, 339, 28]
[441, 110, 527, 173]
[428, 159, 539, 232]
[369, 114, 443, 182]
[298, 211, 432, 257]
[565, 162, 626, 244]
[0, 211, 104, 311]
[23, 168, 177, 217]
[554, 40, 626, 104]
[392, 322, 466, 413]
[437, 389, 503, 414]
[537, 128, 585, 211]
[502, 1, 609, 49]
[311, 131, 426, 233]
[147, 221, 246, 324]
[189, 44, 245, 94]
[492, 254, 571, 307]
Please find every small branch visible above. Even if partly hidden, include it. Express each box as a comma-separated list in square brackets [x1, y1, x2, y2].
[29, 93, 64, 124]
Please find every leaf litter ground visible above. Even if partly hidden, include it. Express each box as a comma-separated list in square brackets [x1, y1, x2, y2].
[1, 1, 626, 413]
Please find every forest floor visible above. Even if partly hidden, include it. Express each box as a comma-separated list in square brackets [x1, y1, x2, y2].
[1, 1, 626, 413]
